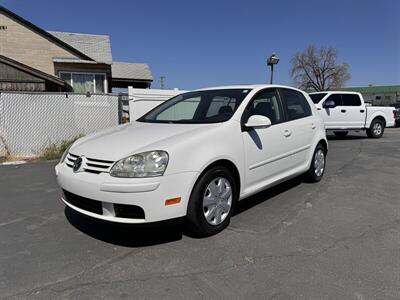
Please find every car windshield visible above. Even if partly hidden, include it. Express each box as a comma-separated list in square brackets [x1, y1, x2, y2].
[138, 89, 251, 124]
[309, 93, 327, 104]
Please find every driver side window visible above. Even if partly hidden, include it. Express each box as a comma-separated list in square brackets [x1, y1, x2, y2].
[247, 89, 283, 125]
[324, 94, 342, 107]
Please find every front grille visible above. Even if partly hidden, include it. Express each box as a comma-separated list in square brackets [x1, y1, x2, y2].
[65, 153, 78, 168]
[114, 203, 145, 219]
[65, 153, 114, 174]
[63, 190, 103, 215]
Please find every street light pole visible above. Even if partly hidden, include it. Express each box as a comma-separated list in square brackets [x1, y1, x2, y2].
[270, 64, 274, 84]
[266, 53, 280, 84]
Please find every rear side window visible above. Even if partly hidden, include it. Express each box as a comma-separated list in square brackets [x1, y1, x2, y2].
[280, 89, 311, 120]
[325, 94, 343, 106]
[342, 94, 362, 106]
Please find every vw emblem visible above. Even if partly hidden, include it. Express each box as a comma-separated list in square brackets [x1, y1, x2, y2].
[73, 156, 83, 173]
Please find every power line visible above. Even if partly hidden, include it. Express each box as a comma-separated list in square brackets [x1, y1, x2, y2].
[160, 76, 165, 89]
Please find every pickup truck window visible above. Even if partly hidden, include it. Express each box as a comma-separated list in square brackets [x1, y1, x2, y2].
[280, 89, 311, 120]
[310, 93, 327, 104]
[342, 94, 362, 106]
[325, 94, 343, 106]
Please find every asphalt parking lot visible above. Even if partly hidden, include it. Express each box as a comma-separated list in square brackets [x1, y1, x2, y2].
[1, 130, 400, 299]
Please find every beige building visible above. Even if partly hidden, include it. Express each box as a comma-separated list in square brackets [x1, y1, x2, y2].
[0, 6, 152, 92]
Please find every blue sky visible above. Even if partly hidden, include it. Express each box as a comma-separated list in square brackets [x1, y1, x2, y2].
[2, 0, 399, 90]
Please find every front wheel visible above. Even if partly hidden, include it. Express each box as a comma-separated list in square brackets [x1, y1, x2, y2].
[186, 166, 237, 237]
[366, 119, 384, 138]
[305, 144, 326, 182]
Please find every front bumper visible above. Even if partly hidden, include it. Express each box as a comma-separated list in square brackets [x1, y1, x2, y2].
[55, 163, 198, 223]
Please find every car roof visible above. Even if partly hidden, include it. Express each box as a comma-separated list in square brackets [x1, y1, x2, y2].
[309, 91, 361, 95]
[195, 84, 304, 92]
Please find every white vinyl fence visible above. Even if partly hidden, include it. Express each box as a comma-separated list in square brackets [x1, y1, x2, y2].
[0, 92, 120, 157]
[128, 87, 186, 120]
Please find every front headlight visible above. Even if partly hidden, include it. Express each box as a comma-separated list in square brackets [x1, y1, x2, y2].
[110, 151, 169, 178]
[60, 144, 72, 163]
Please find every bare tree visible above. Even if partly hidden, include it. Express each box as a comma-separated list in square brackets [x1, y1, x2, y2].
[290, 45, 350, 91]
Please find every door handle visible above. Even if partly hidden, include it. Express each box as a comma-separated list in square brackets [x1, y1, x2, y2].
[360, 110, 365, 113]
[284, 130, 292, 137]
[311, 123, 316, 129]
[341, 109, 346, 113]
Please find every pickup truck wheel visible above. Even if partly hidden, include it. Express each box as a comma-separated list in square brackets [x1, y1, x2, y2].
[333, 131, 348, 138]
[186, 166, 237, 237]
[367, 119, 384, 138]
[306, 144, 326, 182]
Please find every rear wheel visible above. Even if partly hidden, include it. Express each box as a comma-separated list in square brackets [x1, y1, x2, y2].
[305, 144, 326, 182]
[186, 166, 237, 237]
[333, 131, 348, 138]
[366, 119, 384, 138]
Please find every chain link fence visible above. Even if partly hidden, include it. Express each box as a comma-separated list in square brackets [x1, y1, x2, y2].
[0, 92, 121, 158]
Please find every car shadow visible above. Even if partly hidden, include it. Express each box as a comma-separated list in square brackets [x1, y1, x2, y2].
[326, 134, 368, 140]
[233, 176, 302, 215]
[65, 175, 306, 247]
[65, 207, 185, 247]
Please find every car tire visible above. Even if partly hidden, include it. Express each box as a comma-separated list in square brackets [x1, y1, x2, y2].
[333, 131, 348, 138]
[186, 166, 238, 237]
[366, 119, 384, 138]
[305, 144, 326, 183]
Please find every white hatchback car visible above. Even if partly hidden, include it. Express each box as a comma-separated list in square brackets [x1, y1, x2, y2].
[56, 85, 328, 236]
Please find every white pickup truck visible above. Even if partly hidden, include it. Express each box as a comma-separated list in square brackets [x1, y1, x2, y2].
[309, 91, 396, 138]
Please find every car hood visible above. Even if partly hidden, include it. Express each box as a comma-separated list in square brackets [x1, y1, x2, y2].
[70, 122, 219, 161]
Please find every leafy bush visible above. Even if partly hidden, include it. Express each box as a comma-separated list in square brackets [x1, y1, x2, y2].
[39, 136, 83, 161]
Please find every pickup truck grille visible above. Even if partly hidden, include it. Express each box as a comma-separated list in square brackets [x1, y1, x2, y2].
[65, 153, 114, 174]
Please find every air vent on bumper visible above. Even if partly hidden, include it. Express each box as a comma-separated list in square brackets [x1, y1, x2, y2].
[62, 190, 146, 220]
[63, 190, 103, 214]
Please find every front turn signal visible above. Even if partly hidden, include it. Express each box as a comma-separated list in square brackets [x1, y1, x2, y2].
[165, 197, 181, 206]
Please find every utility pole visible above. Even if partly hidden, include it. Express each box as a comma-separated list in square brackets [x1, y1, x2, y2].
[160, 76, 165, 89]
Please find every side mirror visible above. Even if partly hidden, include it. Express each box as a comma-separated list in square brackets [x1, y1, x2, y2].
[244, 115, 272, 129]
[323, 100, 336, 109]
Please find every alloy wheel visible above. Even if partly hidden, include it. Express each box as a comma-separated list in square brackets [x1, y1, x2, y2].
[373, 123, 382, 136]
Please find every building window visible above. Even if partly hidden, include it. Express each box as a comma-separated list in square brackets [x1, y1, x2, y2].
[95, 74, 105, 93]
[59, 72, 107, 93]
